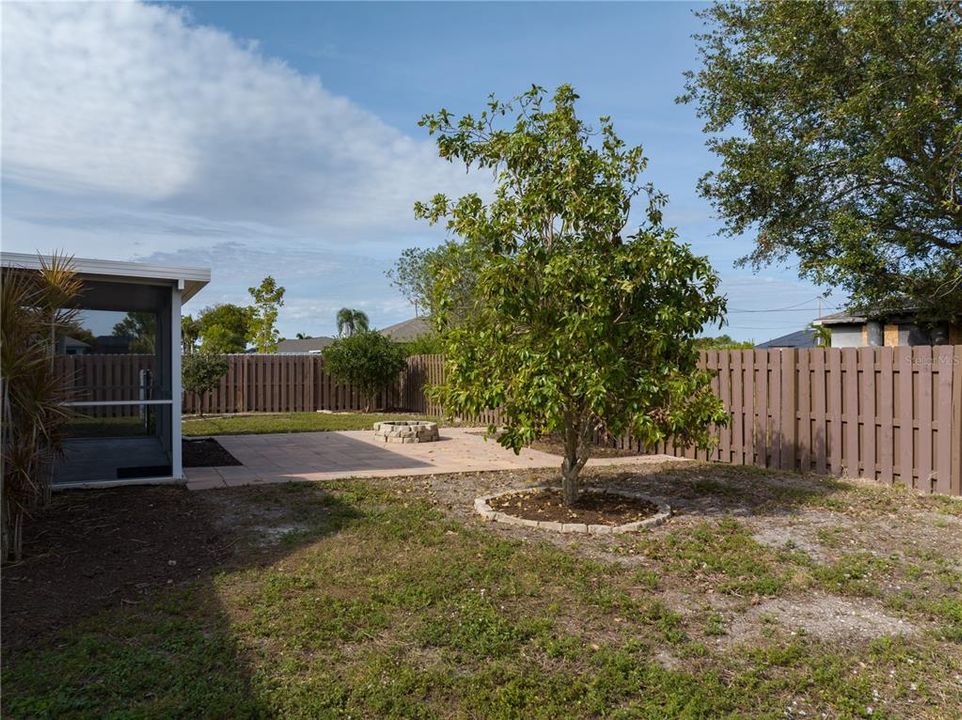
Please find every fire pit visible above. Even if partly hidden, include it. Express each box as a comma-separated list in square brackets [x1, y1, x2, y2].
[373, 420, 440, 444]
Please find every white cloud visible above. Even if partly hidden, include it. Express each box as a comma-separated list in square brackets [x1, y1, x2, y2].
[1, 1, 478, 337]
[1, 1, 476, 230]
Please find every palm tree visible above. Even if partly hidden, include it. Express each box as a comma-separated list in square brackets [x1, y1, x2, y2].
[1, 253, 83, 561]
[336, 308, 369, 337]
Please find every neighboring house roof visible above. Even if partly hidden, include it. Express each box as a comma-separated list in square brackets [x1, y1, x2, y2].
[813, 310, 869, 326]
[62, 335, 91, 350]
[813, 306, 939, 327]
[276, 336, 335, 354]
[755, 329, 818, 349]
[379, 316, 432, 342]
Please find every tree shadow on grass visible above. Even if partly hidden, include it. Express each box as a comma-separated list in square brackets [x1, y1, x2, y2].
[1, 482, 362, 718]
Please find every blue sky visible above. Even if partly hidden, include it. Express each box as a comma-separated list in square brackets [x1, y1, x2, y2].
[2, 1, 840, 341]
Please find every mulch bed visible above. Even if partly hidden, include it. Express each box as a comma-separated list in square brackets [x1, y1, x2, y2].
[182, 437, 241, 467]
[1, 487, 234, 657]
[487, 487, 659, 526]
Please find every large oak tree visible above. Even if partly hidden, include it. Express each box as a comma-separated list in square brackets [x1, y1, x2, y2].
[681, 1, 962, 321]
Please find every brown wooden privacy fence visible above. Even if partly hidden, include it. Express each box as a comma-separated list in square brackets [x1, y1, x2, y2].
[55, 354, 155, 417]
[56, 348, 962, 495]
[183, 354, 410, 415]
[648, 346, 962, 496]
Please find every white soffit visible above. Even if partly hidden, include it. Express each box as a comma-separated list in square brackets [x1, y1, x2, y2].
[0, 252, 211, 302]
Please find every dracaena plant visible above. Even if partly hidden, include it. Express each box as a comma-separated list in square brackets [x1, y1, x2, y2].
[1, 253, 83, 561]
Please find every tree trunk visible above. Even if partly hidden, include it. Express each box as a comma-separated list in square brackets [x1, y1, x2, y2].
[560, 417, 589, 506]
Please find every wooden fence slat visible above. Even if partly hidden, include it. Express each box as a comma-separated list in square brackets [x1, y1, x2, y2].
[755, 350, 769, 467]
[934, 345, 954, 495]
[843, 349, 860, 477]
[878, 347, 894, 484]
[718, 351, 730, 463]
[916, 346, 933, 491]
[780, 348, 797, 470]
[743, 349, 756, 466]
[798, 348, 810, 472]
[828, 349, 843, 476]
[952, 346, 962, 497]
[860, 347, 877, 481]
[731, 350, 744, 464]
[897, 347, 915, 489]
[812, 348, 827, 475]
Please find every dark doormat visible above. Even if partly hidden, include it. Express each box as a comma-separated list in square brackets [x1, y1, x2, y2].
[117, 465, 172, 479]
[182, 438, 242, 468]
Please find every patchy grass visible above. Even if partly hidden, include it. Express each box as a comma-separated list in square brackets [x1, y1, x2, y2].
[182, 411, 445, 436]
[4, 466, 962, 718]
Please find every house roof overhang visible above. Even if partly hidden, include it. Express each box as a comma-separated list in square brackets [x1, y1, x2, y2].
[0, 252, 211, 303]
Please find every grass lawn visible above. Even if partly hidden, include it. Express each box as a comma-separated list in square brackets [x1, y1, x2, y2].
[182, 412, 444, 436]
[3, 464, 961, 718]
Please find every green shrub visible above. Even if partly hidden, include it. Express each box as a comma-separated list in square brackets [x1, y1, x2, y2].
[323, 331, 407, 412]
[182, 352, 229, 417]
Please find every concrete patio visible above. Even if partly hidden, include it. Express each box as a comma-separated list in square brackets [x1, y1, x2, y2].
[185, 427, 682, 490]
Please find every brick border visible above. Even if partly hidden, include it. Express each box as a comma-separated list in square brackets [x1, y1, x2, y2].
[474, 484, 671, 534]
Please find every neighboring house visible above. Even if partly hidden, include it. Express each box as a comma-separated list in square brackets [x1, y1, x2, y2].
[277, 336, 335, 354]
[813, 309, 961, 348]
[93, 335, 132, 354]
[56, 335, 92, 355]
[379, 316, 432, 342]
[755, 328, 817, 349]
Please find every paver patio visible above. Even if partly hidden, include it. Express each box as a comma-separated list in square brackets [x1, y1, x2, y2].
[185, 427, 682, 489]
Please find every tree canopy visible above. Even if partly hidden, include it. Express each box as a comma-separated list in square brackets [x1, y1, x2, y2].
[416, 85, 727, 505]
[248, 276, 286, 353]
[112, 312, 156, 354]
[681, 0, 962, 321]
[387, 243, 476, 321]
[182, 352, 229, 417]
[322, 330, 407, 412]
[196, 303, 252, 354]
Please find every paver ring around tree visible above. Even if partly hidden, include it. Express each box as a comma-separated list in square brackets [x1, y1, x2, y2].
[373, 420, 440, 444]
[474, 485, 671, 535]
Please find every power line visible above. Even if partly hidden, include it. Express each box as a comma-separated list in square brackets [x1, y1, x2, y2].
[726, 306, 842, 315]
[729, 296, 820, 312]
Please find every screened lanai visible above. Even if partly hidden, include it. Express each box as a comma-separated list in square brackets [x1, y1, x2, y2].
[0, 253, 210, 489]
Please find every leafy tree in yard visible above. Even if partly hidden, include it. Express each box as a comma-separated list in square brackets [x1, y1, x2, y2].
[681, 1, 962, 321]
[112, 312, 156, 353]
[248, 276, 286, 353]
[416, 85, 727, 506]
[196, 303, 252, 354]
[335, 308, 369, 337]
[693, 335, 754, 351]
[181, 315, 200, 354]
[387, 243, 477, 321]
[323, 330, 407, 412]
[182, 352, 229, 417]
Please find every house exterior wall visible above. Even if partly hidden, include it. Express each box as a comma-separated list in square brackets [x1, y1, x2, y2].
[830, 324, 865, 348]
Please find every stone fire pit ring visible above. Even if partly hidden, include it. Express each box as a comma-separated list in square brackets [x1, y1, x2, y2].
[373, 420, 440, 444]
[474, 485, 671, 535]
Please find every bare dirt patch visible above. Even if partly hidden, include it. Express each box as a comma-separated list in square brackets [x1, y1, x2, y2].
[487, 487, 659, 526]
[728, 595, 918, 643]
[1, 486, 234, 654]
